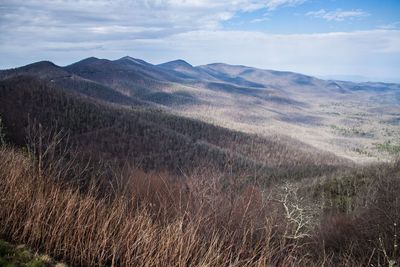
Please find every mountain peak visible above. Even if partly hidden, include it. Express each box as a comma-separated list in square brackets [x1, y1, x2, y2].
[78, 57, 100, 63]
[2, 60, 69, 80]
[65, 57, 103, 67]
[158, 59, 193, 69]
[16, 61, 67, 74]
[116, 56, 151, 66]
[22, 60, 58, 69]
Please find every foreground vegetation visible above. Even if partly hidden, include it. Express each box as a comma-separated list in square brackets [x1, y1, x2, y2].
[0, 239, 67, 267]
[0, 138, 399, 266]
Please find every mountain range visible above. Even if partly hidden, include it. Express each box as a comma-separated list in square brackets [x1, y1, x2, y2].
[1, 57, 399, 163]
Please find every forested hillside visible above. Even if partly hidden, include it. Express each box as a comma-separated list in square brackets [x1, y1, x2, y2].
[0, 76, 347, 184]
[2, 57, 399, 163]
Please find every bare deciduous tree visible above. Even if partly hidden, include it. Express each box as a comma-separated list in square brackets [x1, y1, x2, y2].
[0, 116, 6, 146]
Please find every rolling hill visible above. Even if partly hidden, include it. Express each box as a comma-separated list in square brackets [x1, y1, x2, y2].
[0, 75, 349, 184]
[1, 57, 399, 163]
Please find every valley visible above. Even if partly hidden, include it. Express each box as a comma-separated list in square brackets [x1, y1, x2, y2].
[2, 57, 398, 163]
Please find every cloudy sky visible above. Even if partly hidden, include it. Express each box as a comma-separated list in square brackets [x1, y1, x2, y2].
[1, 0, 400, 82]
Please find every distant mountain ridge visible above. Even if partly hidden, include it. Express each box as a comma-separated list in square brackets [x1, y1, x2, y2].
[2, 56, 399, 97]
[1, 56, 399, 162]
[1, 56, 398, 110]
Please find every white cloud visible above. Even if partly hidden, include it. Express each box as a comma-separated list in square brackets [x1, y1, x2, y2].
[250, 12, 271, 23]
[306, 9, 369, 22]
[251, 17, 271, 23]
[378, 22, 400, 30]
[0, 0, 309, 67]
[264, 0, 306, 10]
[0, 0, 308, 45]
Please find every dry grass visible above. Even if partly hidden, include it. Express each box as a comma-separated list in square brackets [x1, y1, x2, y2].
[0, 146, 316, 266]
[1, 145, 399, 266]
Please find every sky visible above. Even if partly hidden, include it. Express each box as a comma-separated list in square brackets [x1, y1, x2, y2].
[0, 0, 400, 82]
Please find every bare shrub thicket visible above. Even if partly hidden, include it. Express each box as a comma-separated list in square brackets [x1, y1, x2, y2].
[314, 162, 400, 266]
[0, 123, 399, 266]
[0, 125, 316, 266]
[0, 148, 321, 266]
[0, 116, 6, 146]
